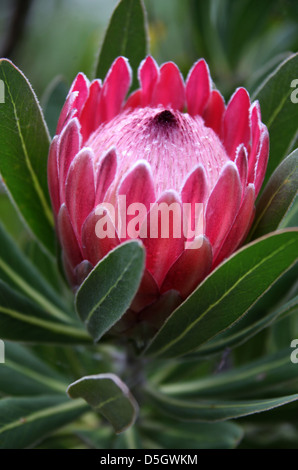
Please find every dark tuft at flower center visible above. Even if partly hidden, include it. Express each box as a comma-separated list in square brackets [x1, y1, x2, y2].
[152, 110, 177, 128]
[88, 107, 229, 196]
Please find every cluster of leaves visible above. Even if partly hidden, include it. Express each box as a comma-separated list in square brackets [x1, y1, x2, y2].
[0, 0, 297, 449]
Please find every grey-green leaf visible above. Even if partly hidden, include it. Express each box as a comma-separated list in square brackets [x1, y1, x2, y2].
[0, 222, 72, 322]
[0, 280, 90, 345]
[253, 53, 298, 186]
[145, 230, 298, 359]
[146, 387, 298, 422]
[0, 342, 68, 396]
[75, 241, 145, 342]
[249, 149, 298, 240]
[67, 373, 139, 434]
[158, 348, 298, 399]
[0, 59, 55, 254]
[0, 395, 88, 449]
[195, 294, 298, 358]
[95, 0, 148, 90]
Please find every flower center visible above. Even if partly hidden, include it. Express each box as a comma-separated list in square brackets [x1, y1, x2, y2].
[87, 106, 230, 197]
[152, 109, 178, 128]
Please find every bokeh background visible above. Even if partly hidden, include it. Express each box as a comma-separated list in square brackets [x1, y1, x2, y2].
[1, 0, 298, 99]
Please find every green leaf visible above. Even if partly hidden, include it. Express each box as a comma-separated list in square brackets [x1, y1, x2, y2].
[145, 387, 298, 422]
[158, 348, 298, 399]
[67, 373, 139, 434]
[253, 53, 298, 186]
[0, 189, 25, 244]
[23, 237, 69, 295]
[280, 196, 298, 229]
[145, 230, 298, 359]
[75, 241, 145, 342]
[0, 280, 90, 344]
[0, 395, 87, 449]
[249, 149, 298, 240]
[0, 59, 55, 254]
[0, 342, 68, 396]
[95, 0, 148, 90]
[140, 419, 243, 449]
[0, 222, 73, 323]
[195, 294, 298, 358]
[246, 52, 293, 96]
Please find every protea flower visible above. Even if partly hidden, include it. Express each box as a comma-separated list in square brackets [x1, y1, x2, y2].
[48, 56, 269, 330]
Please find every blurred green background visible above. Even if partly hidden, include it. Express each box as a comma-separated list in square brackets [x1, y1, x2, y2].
[0, 0, 297, 100]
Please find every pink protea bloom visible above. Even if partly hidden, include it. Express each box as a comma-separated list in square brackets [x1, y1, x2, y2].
[48, 56, 269, 330]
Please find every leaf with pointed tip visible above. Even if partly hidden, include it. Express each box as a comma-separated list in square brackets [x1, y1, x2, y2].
[0, 59, 55, 254]
[195, 294, 298, 358]
[252, 53, 298, 186]
[157, 348, 298, 399]
[67, 373, 139, 434]
[145, 387, 298, 422]
[95, 0, 148, 90]
[144, 230, 298, 359]
[75, 241, 145, 342]
[249, 149, 298, 240]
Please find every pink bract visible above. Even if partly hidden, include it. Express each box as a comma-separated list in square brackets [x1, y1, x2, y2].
[48, 56, 269, 331]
